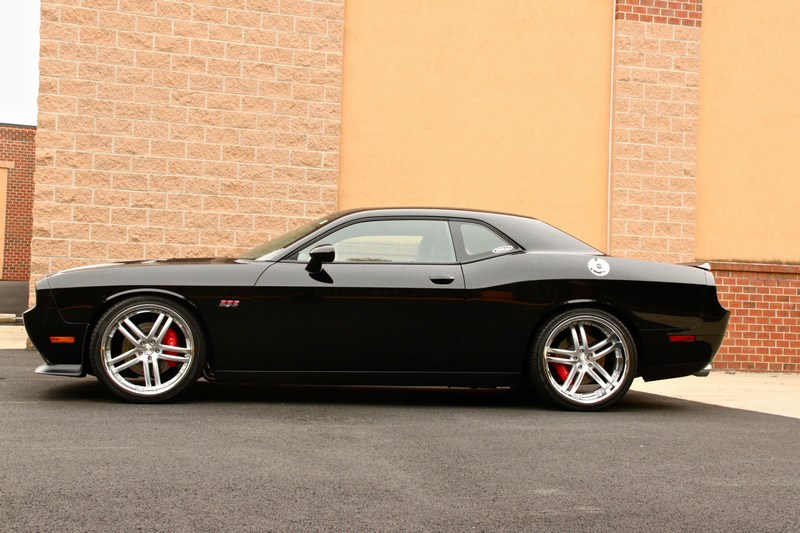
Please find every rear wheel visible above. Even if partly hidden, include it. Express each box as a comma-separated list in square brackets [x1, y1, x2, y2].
[89, 296, 205, 403]
[530, 308, 636, 411]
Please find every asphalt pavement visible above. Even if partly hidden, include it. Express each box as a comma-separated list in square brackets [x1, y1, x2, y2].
[1, 346, 799, 531]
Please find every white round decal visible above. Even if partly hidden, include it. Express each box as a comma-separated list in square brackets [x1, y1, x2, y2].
[492, 245, 514, 254]
[588, 258, 610, 277]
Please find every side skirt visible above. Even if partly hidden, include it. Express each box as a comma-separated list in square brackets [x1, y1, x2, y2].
[214, 371, 521, 388]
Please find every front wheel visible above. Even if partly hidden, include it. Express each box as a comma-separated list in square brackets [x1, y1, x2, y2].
[530, 308, 637, 411]
[89, 296, 206, 403]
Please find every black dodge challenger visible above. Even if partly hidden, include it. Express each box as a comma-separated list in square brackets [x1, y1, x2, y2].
[25, 208, 729, 410]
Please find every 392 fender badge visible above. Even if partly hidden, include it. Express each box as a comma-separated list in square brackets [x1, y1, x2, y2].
[588, 258, 610, 277]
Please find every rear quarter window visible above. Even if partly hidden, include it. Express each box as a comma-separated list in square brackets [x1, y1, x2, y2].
[453, 222, 517, 262]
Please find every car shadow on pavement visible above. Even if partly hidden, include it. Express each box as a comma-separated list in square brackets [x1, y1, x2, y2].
[7, 349, 715, 413]
[36, 377, 702, 414]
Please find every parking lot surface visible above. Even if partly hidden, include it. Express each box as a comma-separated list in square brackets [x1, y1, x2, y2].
[1, 349, 798, 532]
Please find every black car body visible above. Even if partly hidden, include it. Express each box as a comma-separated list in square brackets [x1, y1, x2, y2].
[25, 208, 729, 410]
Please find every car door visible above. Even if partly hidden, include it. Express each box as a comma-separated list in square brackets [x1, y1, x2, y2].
[450, 220, 532, 373]
[234, 218, 465, 373]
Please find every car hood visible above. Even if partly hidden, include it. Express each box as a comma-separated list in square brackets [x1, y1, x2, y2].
[56, 257, 247, 274]
[40, 257, 274, 292]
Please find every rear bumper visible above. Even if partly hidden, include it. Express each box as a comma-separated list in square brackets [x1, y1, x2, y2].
[639, 308, 730, 382]
[693, 363, 712, 377]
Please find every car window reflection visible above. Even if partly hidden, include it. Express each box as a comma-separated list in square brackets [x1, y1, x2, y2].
[295, 219, 457, 264]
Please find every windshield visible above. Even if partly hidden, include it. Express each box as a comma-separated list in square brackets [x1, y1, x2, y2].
[238, 216, 333, 260]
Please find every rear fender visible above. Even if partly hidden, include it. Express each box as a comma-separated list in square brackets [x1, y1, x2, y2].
[525, 298, 646, 376]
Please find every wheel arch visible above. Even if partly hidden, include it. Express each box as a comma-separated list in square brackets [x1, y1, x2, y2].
[523, 298, 645, 376]
[82, 288, 214, 375]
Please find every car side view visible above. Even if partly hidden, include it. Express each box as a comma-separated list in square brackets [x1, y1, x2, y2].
[24, 208, 729, 410]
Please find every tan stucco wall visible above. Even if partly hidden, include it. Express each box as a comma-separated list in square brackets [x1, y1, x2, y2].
[697, 1, 800, 262]
[339, 0, 613, 249]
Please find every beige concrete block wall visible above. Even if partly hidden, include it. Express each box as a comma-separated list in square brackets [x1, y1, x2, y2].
[610, 0, 702, 263]
[33, 0, 344, 288]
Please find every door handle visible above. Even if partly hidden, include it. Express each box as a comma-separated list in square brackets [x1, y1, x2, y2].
[429, 275, 455, 285]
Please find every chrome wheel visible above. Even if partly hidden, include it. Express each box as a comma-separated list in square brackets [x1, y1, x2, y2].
[91, 297, 204, 402]
[531, 309, 636, 410]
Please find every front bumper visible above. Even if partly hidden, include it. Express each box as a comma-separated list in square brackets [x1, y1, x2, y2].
[35, 363, 85, 378]
[24, 285, 88, 372]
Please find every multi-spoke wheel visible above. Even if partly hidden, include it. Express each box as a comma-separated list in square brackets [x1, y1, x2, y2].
[89, 296, 205, 403]
[530, 308, 636, 411]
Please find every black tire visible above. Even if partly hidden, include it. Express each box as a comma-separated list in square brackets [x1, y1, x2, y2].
[89, 296, 206, 403]
[529, 308, 636, 411]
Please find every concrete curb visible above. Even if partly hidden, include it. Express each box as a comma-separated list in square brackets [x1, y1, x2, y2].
[0, 314, 18, 323]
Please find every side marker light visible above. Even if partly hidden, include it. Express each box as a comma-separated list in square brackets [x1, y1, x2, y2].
[668, 335, 696, 343]
[50, 336, 76, 344]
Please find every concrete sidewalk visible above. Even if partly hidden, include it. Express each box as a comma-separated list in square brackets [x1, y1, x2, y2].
[2, 323, 798, 418]
[0, 324, 27, 349]
[630, 370, 800, 419]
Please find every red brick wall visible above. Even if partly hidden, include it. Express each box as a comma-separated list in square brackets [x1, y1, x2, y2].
[712, 262, 800, 373]
[0, 124, 36, 281]
[616, 0, 703, 27]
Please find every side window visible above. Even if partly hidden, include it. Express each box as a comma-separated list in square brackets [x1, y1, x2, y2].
[454, 222, 516, 261]
[294, 219, 456, 264]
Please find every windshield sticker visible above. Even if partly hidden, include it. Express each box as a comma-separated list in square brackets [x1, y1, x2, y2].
[492, 245, 514, 254]
[588, 258, 610, 277]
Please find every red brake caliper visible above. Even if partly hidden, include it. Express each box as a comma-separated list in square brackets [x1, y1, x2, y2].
[163, 329, 179, 368]
[554, 363, 570, 383]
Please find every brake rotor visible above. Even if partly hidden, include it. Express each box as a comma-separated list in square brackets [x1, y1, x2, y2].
[120, 322, 179, 376]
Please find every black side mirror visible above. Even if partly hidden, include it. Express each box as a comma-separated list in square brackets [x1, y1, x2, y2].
[306, 244, 335, 273]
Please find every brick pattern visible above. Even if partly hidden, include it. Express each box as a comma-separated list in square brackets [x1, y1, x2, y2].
[609, 19, 701, 263]
[0, 125, 36, 281]
[616, 0, 702, 27]
[33, 0, 344, 283]
[711, 263, 800, 373]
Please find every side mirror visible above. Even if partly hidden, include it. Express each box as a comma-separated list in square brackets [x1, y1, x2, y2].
[305, 244, 335, 273]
